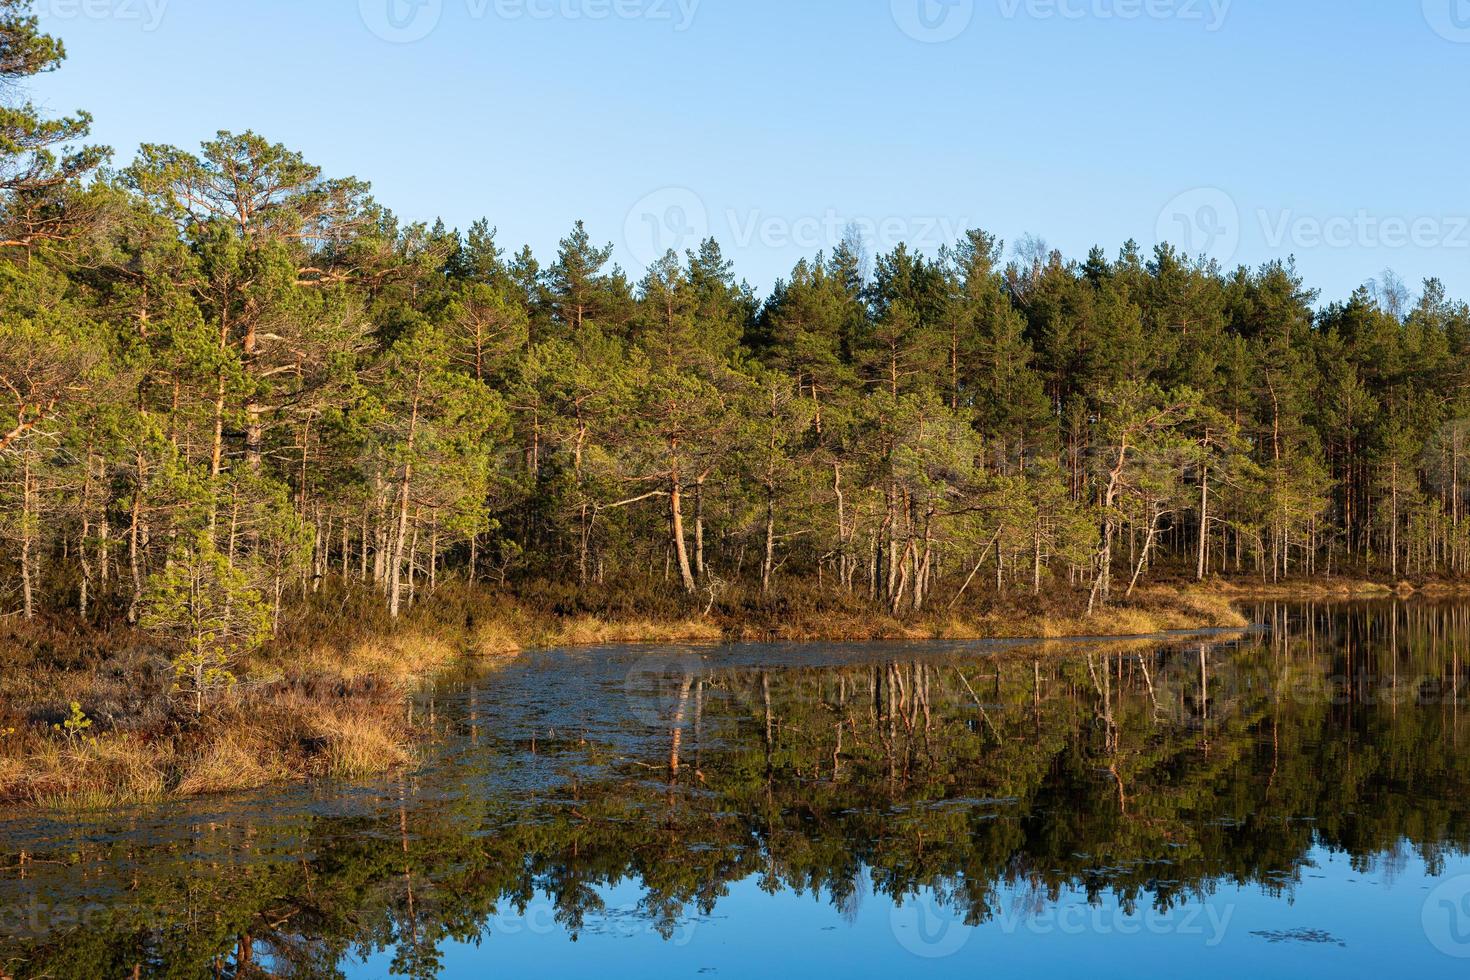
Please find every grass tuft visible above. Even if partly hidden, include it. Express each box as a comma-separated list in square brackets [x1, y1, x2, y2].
[175, 730, 278, 797]
[471, 619, 524, 657]
[309, 706, 414, 779]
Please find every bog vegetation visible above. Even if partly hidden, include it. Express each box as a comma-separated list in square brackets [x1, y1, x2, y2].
[3, 7, 1470, 678]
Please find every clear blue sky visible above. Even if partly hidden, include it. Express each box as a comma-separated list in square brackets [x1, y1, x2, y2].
[30, 0, 1470, 301]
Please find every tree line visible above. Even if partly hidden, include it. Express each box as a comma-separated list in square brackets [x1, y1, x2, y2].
[4, 1, 1470, 641]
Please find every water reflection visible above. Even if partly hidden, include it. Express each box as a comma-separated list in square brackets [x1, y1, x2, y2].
[2, 601, 1470, 977]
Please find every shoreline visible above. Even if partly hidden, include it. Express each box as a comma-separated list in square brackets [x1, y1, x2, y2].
[0, 577, 1447, 812]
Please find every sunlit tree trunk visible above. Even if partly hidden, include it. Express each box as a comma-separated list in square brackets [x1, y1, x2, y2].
[389, 392, 421, 618]
[762, 491, 776, 595]
[694, 474, 707, 581]
[669, 450, 696, 594]
[1196, 462, 1209, 582]
[20, 452, 34, 619]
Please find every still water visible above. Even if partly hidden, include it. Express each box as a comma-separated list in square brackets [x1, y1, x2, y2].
[3, 602, 1470, 978]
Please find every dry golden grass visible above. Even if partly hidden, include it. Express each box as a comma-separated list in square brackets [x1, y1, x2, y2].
[933, 619, 979, 640]
[1417, 580, 1470, 596]
[0, 687, 414, 810]
[733, 609, 914, 642]
[5, 736, 170, 810]
[288, 632, 459, 684]
[3, 712, 413, 809]
[1214, 578, 1393, 600]
[1095, 607, 1179, 635]
[940, 609, 1153, 641]
[471, 619, 524, 657]
[547, 616, 724, 646]
[0, 754, 24, 801]
[89, 736, 170, 802]
[921, 585, 1247, 642]
[1130, 585, 1250, 629]
[307, 706, 414, 778]
[174, 731, 280, 797]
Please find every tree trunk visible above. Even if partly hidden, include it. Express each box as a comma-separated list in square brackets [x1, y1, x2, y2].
[210, 369, 226, 481]
[670, 464, 697, 594]
[389, 392, 421, 618]
[1128, 508, 1163, 596]
[360, 504, 371, 583]
[407, 513, 420, 608]
[128, 453, 146, 623]
[1391, 460, 1399, 578]
[390, 475, 412, 618]
[78, 451, 97, 617]
[762, 490, 776, 595]
[694, 475, 706, 580]
[1033, 522, 1043, 596]
[1088, 440, 1129, 615]
[20, 453, 34, 620]
[915, 513, 934, 612]
[1196, 463, 1209, 581]
[833, 464, 850, 590]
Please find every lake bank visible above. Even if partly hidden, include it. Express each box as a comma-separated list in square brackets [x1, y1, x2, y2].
[0, 576, 1425, 810]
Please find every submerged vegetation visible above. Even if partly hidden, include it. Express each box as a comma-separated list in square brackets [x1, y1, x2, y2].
[0, 2, 1468, 802]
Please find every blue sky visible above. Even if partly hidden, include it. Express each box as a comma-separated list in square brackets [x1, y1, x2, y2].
[29, 0, 1470, 301]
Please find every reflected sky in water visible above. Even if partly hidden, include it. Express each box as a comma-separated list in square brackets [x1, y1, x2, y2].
[3, 601, 1470, 978]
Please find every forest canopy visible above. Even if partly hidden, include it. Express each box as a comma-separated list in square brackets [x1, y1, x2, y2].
[3, 1, 1469, 634]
